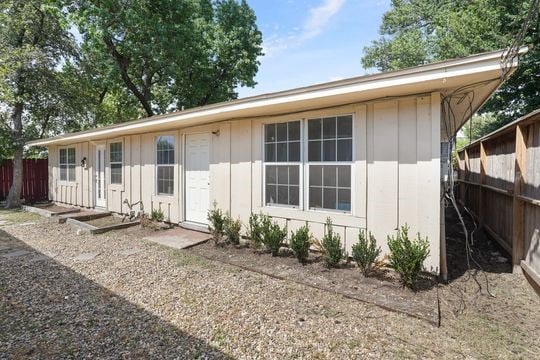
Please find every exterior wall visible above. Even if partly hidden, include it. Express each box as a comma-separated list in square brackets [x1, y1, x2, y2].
[47, 93, 441, 272]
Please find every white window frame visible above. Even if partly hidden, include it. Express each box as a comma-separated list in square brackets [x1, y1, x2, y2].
[263, 120, 303, 209]
[109, 141, 123, 185]
[155, 135, 175, 196]
[305, 114, 354, 214]
[59, 147, 76, 182]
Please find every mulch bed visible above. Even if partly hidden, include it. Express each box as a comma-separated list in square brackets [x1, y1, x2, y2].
[188, 241, 439, 325]
[85, 215, 125, 228]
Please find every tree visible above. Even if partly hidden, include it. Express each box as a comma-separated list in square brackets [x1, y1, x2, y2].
[73, 0, 263, 117]
[362, 0, 539, 126]
[0, 0, 77, 208]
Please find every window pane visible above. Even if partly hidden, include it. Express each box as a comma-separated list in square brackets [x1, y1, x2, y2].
[110, 143, 122, 163]
[68, 148, 75, 164]
[289, 141, 300, 161]
[157, 166, 174, 195]
[60, 165, 67, 181]
[289, 165, 299, 185]
[288, 121, 300, 141]
[276, 122, 287, 141]
[310, 165, 322, 186]
[323, 117, 336, 139]
[266, 165, 277, 184]
[277, 185, 288, 204]
[265, 143, 276, 162]
[338, 189, 351, 211]
[111, 163, 122, 184]
[289, 186, 299, 206]
[157, 136, 174, 165]
[308, 141, 321, 161]
[68, 165, 76, 182]
[323, 188, 337, 209]
[323, 166, 337, 187]
[265, 123, 276, 142]
[276, 142, 287, 162]
[266, 184, 277, 204]
[323, 140, 336, 161]
[337, 139, 352, 161]
[308, 119, 321, 140]
[337, 166, 351, 187]
[337, 115, 352, 138]
[309, 187, 322, 208]
[277, 166, 288, 185]
[59, 149, 66, 164]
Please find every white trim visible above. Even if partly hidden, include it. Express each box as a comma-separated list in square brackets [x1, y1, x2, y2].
[155, 134, 176, 197]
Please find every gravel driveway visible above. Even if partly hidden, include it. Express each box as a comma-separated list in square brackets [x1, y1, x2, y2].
[1, 209, 539, 359]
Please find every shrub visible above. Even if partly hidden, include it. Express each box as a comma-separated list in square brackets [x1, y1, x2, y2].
[150, 208, 164, 222]
[261, 218, 287, 256]
[387, 225, 430, 289]
[321, 218, 345, 267]
[207, 202, 225, 245]
[352, 230, 381, 276]
[248, 212, 265, 248]
[224, 214, 242, 245]
[290, 225, 311, 264]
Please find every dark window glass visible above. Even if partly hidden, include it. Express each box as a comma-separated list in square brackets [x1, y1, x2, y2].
[110, 163, 122, 184]
[323, 166, 337, 187]
[264, 165, 299, 206]
[266, 165, 277, 184]
[308, 119, 321, 139]
[276, 142, 287, 162]
[323, 188, 337, 210]
[337, 166, 351, 187]
[309, 187, 322, 208]
[266, 184, 277, 204]
[337, 139, 352, 161]
[157, 166, 174, 195]
[290, 186, 299, 206]
[338, 189, 351, 211]
[276, 122, 288, 141]
[289, 141, 300, 161]
[337, 115, 353, 138]
[288, 121, 300, 141]
[277, 166, 288, 185]
[265, 123, 276, 142]
[323, 117, 336, 139]
[310, 165, 322, 186]
[323, 140, 336, 161]
[308, 140, 321, 161]
[277, 185, 288, 204]
[265, 143, 276, 162]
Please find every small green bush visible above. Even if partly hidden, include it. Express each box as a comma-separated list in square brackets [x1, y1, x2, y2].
[150, 208, 164, 222]
[321, 218, 345, 267]
[352, 230, 381, 276]
[224, 214, 242, 245]
[207, 201, 225, 245]
[248, 212, 265, 248]
[290, 225, 311, 264]
[387, 225, 430, 289]
[261, 218, 287, 256]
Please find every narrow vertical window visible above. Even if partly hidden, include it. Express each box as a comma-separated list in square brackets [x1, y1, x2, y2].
[109, 142, 122, 184]
[59, 148, 76, 182]
[156, 136, 175, 195]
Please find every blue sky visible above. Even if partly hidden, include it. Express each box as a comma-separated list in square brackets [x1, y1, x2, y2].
[237, 0, 390, 98]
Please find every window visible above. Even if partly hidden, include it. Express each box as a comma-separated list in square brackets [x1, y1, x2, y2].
[156, 136, 175, 195]
[264, 121, 301, 206]
[59, 148, 76, 182]
[308, 115, 352, 212]
[109, 142, 122, 184]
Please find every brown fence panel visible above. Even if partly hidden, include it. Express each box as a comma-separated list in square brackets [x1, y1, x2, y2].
[0, 159, 48, 203]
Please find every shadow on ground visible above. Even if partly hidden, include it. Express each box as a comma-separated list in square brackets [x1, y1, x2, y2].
[0, 228, 229, 359]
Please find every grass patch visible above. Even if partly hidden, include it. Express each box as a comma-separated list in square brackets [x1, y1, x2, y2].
[0, 209, 41, 224]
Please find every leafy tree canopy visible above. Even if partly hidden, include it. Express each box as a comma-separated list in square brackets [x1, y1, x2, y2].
[362, 0, 540, 135]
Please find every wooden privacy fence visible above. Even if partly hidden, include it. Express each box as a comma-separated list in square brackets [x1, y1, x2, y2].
[456, 109, 540, 288]
[0, 159, 48, 203]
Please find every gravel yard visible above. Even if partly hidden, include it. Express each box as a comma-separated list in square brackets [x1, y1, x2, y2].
[1, 208, 539, 359]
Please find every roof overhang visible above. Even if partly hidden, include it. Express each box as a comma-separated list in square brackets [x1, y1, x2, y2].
[28, 47, 529, 146]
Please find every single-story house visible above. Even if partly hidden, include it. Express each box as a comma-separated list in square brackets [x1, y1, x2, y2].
[28, 47, 528, 276]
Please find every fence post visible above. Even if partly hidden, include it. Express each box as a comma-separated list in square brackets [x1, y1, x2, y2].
[479, 142, 487, 226]
[512, 124, 527, 273]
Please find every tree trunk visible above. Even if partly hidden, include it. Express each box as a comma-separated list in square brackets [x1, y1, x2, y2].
[5, 102, 24, 209]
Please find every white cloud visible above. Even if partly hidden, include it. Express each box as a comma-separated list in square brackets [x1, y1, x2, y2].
[262, 0, 346, 57]
[302, 0, 345, 40]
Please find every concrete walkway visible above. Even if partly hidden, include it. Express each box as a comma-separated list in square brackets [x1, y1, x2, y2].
[143, 227, 211, 250]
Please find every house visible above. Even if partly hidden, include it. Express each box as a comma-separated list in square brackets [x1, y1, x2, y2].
[28, 47, 528, 276]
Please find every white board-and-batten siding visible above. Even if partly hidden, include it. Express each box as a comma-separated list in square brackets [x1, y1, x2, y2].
[47, 94, 441, 272]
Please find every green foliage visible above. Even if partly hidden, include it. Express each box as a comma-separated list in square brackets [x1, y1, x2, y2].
[352, 230, 381, 276]
[321, 218, 345, 268]
[224, 214, 242, 245]
[387, 225, 430, 289]
[150, 208, 164, 222]
[73, 0, 263, 117]
[207, 202, 225, 244]
[362, 0, 540, 125]
[261, 217, 287, 256]
[290, 225, 311, 264]
[248, 212, 265, 248]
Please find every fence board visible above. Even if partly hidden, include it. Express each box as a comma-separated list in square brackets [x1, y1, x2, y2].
[0, 159, 48, 203]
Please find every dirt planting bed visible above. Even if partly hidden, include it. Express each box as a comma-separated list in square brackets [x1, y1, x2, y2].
[188, 242, 439, 324]
[84, 215, 125, 228]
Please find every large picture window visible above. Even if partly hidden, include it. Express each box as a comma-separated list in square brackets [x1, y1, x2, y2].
[264, 121, 301, 207]
[156, 136, 175, 195]
[59, 148, 76, 182]
[109, 142, 122, 184]
[308, 115, 353, 212]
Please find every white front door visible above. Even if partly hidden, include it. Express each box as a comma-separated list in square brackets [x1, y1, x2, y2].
[95, 144, 106, 208]
[185, 133, 210, 224]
